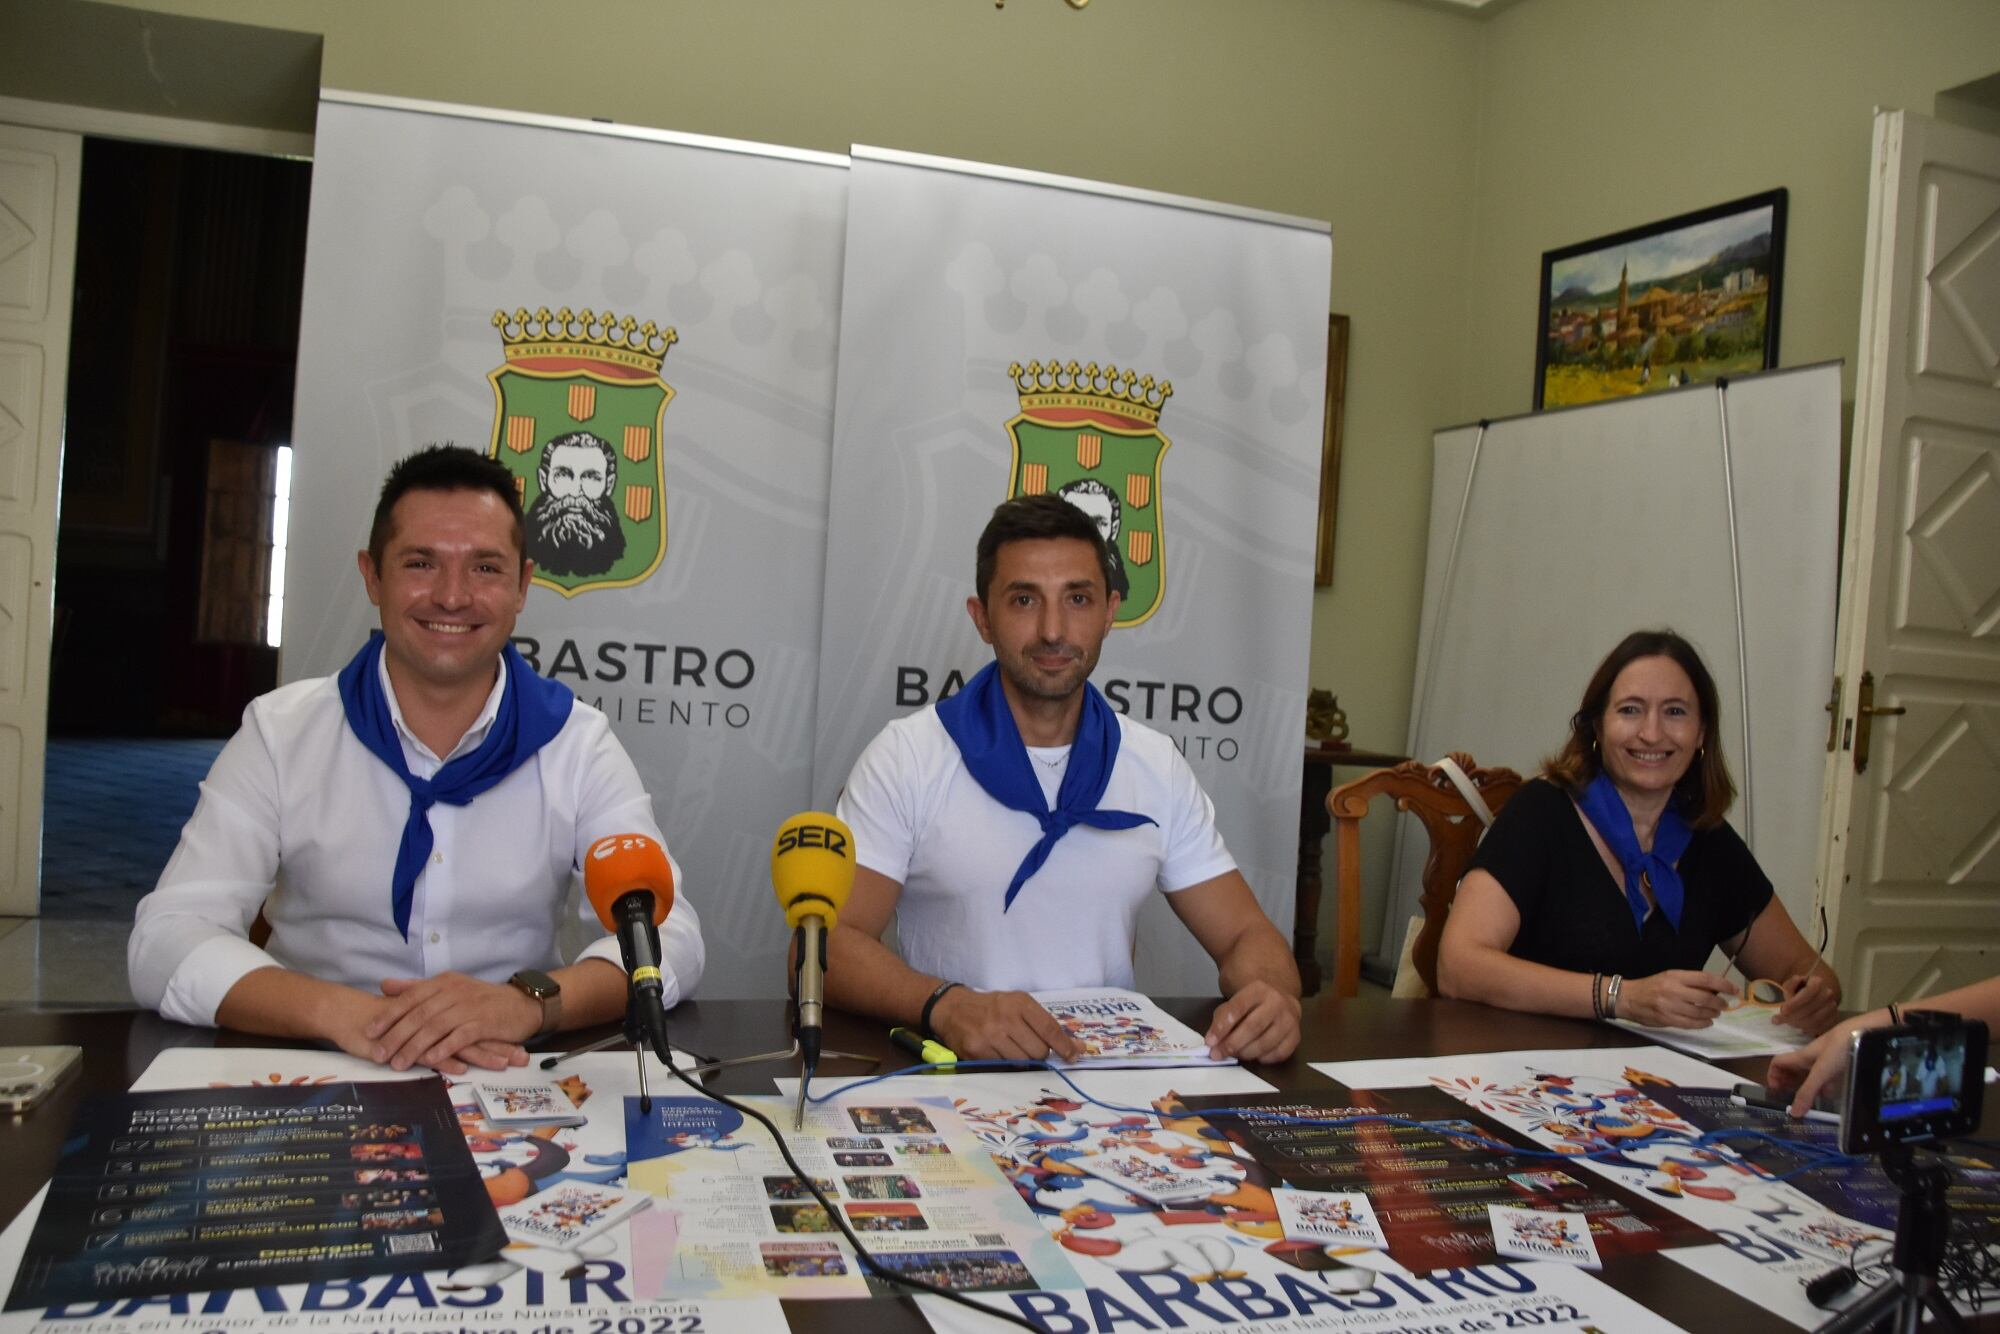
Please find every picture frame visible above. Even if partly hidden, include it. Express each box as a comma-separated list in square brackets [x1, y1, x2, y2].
[1534, 189, 1786, 410]
[1315, 313, 1349, 587]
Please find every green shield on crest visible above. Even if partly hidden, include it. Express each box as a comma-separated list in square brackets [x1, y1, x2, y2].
[1006, 360, 1174, 627]
[486, 307, 677, 598]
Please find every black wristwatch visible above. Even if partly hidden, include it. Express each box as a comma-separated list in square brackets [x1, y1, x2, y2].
[508, 969, 563, 1041]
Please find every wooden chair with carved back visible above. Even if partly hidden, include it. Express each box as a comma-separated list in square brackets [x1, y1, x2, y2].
[1327, 753, 1523, 997]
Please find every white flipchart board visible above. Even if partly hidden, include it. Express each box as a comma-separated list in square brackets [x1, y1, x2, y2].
[1389, 362, 1843, 958]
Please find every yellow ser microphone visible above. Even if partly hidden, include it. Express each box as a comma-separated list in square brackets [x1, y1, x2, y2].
[771, 812, 856, 1071]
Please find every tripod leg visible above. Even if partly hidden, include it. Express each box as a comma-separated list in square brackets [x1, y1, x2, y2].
[1814, 1275, 1905, 1334]
[677, 1044, 801, 1079]
[538, 1030, 633, 1069]
[1920, 1287, 1968, 1334]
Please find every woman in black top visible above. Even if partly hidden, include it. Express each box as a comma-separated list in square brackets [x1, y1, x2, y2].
[1436, 630, 1841, 1033]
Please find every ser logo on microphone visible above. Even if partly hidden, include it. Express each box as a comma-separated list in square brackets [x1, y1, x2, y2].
[775, 824, 847, 857]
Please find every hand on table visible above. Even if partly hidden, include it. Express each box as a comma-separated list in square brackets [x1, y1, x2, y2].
[1205, 980, 1301, 1063]
[1773, 972, 1840, 1036]
[1766, 1030, 1841, 1117]
[314, 984, 406, 1067]
[930, 988, 1080, 1062]
[1768, 1010, 1891, 1116]
[1617, 970, 1734, 1028]
[367, 972, 537, 1073]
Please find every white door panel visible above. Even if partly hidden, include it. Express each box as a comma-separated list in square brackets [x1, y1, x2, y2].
[1821, 110, 2000, 1005]
[0, 124, 76, 917]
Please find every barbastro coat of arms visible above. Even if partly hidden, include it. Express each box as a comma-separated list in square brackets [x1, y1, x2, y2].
[1006, 359, 1173, 626]
[488, 307, 677, 597]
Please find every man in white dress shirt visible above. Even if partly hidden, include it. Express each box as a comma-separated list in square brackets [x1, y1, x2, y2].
[129, 446, 703, 1074]
[828, 494, 1299, 1064]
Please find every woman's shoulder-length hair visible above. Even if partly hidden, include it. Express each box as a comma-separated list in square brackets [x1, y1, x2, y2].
[1542, 629, 1736, 829]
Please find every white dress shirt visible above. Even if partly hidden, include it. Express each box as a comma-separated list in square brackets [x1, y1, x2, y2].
[129, 656, 703, 1026]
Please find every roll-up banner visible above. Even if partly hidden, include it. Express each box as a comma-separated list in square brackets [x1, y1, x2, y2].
[814, 149, 1332, 993]
[287, 94, 850, 996]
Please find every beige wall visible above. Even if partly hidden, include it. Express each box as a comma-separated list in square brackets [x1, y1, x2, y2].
[10, 0, 1999, 973]
[1464, 0, 2000, 420]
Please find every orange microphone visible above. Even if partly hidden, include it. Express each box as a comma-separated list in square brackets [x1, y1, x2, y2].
[584, 833, 677, 1054]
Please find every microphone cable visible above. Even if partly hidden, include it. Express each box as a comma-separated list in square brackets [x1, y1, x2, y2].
[648, 1039, 1048, 1331]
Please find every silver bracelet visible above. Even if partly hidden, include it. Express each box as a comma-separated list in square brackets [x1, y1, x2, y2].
[1605, 974, 1624, 1019]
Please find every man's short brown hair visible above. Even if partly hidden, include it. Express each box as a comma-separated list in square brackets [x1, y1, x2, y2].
[973, 493, 1117, 604]
[367, 444, 526, 567]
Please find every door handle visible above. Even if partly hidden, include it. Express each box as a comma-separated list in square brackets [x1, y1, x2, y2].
[1853, 670, 1906, 774]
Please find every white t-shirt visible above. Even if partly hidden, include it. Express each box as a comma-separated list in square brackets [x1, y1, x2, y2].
[129, 657, 704, 1026]
[834, 705, 1236, 991]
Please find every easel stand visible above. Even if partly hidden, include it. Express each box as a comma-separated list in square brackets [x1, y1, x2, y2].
[1816, 1144, 1966, 1334]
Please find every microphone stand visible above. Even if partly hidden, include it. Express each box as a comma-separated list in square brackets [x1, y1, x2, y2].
[539, 986, 678, 1113]
[676, 924, 874, 1129]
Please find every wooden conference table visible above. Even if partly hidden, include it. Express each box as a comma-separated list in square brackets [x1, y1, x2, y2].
[0, 993, 1981, 1333]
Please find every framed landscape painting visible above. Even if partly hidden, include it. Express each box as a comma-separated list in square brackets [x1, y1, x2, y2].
[1535, 189, 1786, 410]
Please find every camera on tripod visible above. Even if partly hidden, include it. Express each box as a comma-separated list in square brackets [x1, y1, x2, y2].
[1816, 1010, 1989, 1333]
[1837, 1010, 1988, 1156]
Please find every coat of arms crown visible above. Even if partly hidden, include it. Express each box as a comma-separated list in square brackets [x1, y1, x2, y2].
[1010, 358, 1173, 426]
[493, 306, 678, 377]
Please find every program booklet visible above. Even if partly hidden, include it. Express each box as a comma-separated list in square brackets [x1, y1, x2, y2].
[473, 1078, 588, 1128]
[1032, 987, 1233, 1069]
[498, 1180, 650, 1248]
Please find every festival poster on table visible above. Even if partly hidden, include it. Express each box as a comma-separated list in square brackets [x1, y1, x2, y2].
[1311, 1046, 1902, 1328]
[622, 1091, 1076, 1299]
[1182, 1086, 1711, 1272]
[801, 1069, 1696, 1334]
[5, 1081, 502, 1311]
[1644, 1086, 2000, 1236]
[0, 1049, 779, 1334]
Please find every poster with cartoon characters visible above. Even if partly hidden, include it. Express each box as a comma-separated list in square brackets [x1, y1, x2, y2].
[1184, 1087, 1708, 1272]
[1642, 1086, 2000, 1236]
[1312, 1046, 1906, 1327]
[807, 1070, 1694, 1334]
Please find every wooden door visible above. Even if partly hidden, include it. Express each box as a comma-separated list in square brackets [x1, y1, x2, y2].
[1819, 109, 2000, 1006]
[0, 123, 79, 916]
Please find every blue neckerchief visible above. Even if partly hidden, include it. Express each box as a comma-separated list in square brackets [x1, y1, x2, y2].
[935, 662, 1156, 912]
[1576, 771, 1694, 933]
[336, 631, 574, 939]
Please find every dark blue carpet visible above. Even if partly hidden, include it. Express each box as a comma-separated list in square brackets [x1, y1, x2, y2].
[41, 737, 226, 920]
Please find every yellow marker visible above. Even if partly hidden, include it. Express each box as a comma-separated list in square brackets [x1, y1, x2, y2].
[889, 1027, 959, 1066]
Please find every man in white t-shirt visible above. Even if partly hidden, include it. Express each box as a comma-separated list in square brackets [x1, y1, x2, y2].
[129, 446, 703, 1074]
[829, 494, 1300, 1063]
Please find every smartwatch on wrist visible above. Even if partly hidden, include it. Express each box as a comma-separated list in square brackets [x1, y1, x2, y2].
[508, 969, 563, 1041]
